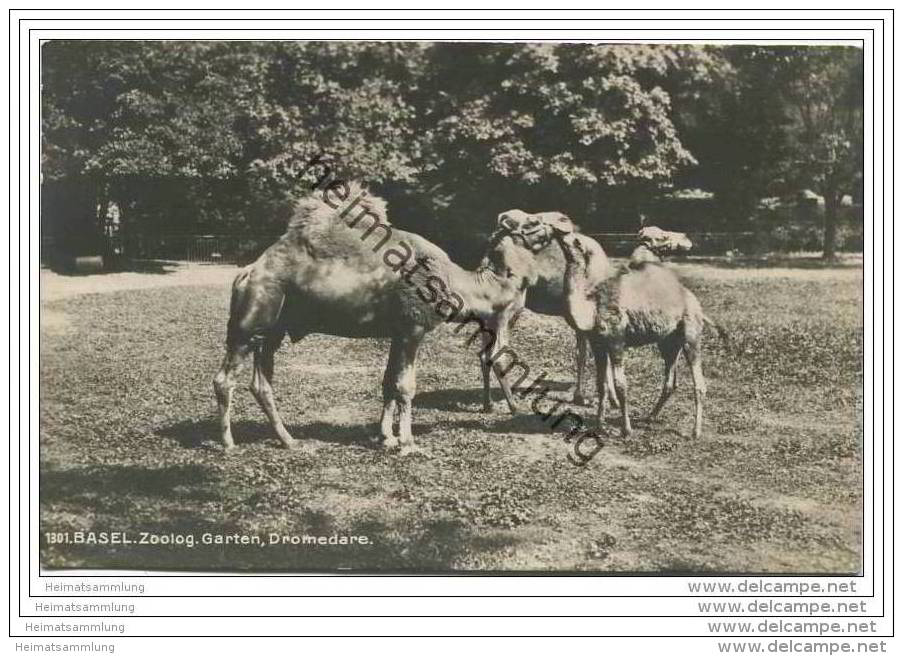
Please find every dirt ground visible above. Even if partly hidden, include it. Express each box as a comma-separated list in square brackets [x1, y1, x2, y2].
[38, 257, 863, 573]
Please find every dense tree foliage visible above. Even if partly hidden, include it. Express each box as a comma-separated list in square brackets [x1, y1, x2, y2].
[672, 45, 863, 257]
[41, 41, 863, 258]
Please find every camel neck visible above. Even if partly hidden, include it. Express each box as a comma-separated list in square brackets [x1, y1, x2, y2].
[446, 264, 522, 319]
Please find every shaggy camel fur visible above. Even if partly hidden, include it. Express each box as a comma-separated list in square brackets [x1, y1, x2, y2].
[486, 209, 618, 408]
[213, 184, 538, 453]
[530, 215, 725, 439]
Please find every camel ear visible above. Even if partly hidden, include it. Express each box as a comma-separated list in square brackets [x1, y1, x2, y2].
[498, 209, 527, 232]
[541, 211, 576, 234]
[549, 221, 574, 235]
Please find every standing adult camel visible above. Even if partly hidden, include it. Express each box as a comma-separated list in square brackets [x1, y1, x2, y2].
[481, 210, 618, 410]
[213, 183, 538, 454]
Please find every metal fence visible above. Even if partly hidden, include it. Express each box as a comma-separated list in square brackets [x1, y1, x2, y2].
[588, 231, 757, 256]
[59, 229, 806, 271]
[111, 234, 281, 264]
[104, 231, 761, 265]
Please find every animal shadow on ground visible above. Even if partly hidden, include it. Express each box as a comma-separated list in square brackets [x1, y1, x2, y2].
[111, 259, 183, 274]
[41, 463, 220, 510]
[156, 418, 435, 450]
[415, 381, 575, 412]
[45, 259, 182, 276]
[450, 410, 688, 442]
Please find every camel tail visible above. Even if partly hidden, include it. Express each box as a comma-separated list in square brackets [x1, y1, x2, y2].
[703, 314, 729, 342]
[225, 268, 253, 349]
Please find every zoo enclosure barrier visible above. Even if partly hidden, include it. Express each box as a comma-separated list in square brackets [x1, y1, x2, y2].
[108, 233, 283, 264]
[100, 230, 815, 266]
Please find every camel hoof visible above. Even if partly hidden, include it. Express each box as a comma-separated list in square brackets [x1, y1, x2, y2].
[222, 444, 239, 455]
[400, 444, 427, 458]
[620, 428, 633, 439]
[481, 403, 494, 414]
[572, 392, 590, 406]
[282, 439, 307, 452]
[507, 403, 522, 415]
[382, 436, 401, 450]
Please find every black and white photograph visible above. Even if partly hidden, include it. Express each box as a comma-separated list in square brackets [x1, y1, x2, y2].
[38, 39, 864, 574]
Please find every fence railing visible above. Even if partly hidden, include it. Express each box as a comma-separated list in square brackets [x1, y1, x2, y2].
[587, 231, 757, 256]
[111, 233, 282, 264]
[93, 229, 812, 266]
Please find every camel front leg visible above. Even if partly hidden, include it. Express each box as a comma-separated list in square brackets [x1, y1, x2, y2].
[393, 333, 424, 454]
[572, 332, 589, 405]
[605, 365, 619, 409]
[479, 329, 494, 412]
[609, 348, 632, 438]
[486, 320, 522, 414]
[380, 339, 403, 449]
[576, 331, 618, 409]
[379, 399, 398, 445]
[589, 338, 610, 431]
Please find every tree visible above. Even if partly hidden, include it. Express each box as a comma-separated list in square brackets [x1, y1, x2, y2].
[673, 46, 863, 256]
[42, 41, 431, 248]
[411, 44, 708, 231]
[776, 46, 863, 259]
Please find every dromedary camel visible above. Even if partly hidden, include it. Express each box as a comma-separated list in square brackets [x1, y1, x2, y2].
[522, 214, 726, 439]
[213, 183, 538, 454]
[482, 209, 617, 409]
[630, 226, 693, 267]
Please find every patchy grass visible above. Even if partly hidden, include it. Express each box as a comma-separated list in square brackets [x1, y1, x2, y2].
[39, 261, 863, 572]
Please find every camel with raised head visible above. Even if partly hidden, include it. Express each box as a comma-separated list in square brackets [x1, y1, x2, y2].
[481, 209, 617, 410]
[630, 226, 693, 266]
[527, 214, 725, 439]
[213, 183, 537, 454]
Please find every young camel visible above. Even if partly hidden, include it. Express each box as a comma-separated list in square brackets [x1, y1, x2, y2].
[482, 209, 618, 409]
[630, 226, 693, 267]
[534, 215, 725, 439]
[213, 183, 537, 454]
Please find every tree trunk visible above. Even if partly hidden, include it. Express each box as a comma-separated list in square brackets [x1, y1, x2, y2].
[823, 191, 839, 260]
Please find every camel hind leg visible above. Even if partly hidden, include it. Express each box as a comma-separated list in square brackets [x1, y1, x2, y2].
[215, 266, 288, 451]
[249, 333, 300, 450]
[213, 342, 252, 451]
[648, 334, 682, 421]
[682, 339, 707, 439]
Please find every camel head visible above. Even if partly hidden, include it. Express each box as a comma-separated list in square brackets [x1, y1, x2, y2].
[482, 231, 541, 290]
[497, 209, 577, 252]
[533, 211, 577, 235]
[638, 226, 693, 254]
[497, 209, 532, 233]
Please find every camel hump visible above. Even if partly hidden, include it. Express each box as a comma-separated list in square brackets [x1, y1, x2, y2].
[286, 182, 390, 232]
